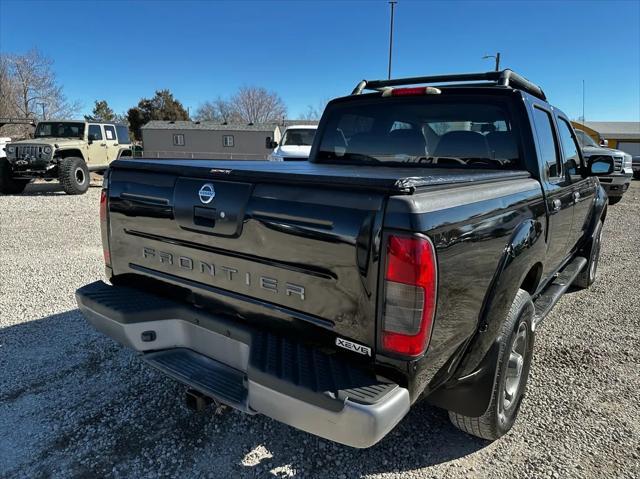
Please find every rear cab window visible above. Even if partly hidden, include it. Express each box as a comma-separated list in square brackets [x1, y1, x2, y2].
[314, 96, 522, 170]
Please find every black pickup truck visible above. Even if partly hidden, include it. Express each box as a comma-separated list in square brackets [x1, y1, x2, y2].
[77, 70, 611, 448]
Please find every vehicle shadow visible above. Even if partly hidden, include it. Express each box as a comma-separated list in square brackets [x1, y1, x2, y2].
[13, 181, 102, 196]
[0, 310, 487, 478]
[234, 400, 488, 478]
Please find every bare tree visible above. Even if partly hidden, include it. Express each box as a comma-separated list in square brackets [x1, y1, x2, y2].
[194, 101, 218, 121]
[300, 98, 330, 120]
[0, 56, 14, 119]
[231, 86, 287, 124]
[214, 97, 240, 123]
[7, 49, 80, 120]
[0, 49, 80, 137]
[195, 96, 238, 123]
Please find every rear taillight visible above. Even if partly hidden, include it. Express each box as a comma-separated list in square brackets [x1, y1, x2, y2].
[99, 176, 111, 267]
[99, 189, 107, 222]
[381, 235, 437, 356]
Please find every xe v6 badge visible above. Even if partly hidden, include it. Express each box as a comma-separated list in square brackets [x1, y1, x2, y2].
[198, 183, 216, 204]
[336, 337, 371, 356]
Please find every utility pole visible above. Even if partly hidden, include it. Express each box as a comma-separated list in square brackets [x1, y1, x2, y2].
[387, 1, 397, 79]
[482, 52, 501, 71]
[36, 102, 46, 119]
[582, 79, 586, 123]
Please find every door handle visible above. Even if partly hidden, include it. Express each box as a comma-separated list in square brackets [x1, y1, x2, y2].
[100, 143, 107, 147]
[552, 199, 562, 212]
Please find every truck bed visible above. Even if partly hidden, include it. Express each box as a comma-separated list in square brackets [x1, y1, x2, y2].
[115, 159, 530, 194]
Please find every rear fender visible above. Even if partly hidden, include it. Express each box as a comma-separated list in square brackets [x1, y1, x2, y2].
[427, 218, 544, 417]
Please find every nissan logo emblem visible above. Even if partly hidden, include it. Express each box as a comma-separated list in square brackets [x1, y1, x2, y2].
[198, 183, 215, 204]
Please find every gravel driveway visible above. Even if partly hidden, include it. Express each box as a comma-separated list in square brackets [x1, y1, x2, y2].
[1, 180, 639, 479]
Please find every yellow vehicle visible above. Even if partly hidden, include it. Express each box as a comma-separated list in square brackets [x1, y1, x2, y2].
[1, 121, 132, 195]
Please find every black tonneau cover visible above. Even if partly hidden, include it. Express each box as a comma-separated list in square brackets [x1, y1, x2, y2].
[113, 159, 530, 195]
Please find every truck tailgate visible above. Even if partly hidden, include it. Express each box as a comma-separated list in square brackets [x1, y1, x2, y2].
[107, 166, 385, 348]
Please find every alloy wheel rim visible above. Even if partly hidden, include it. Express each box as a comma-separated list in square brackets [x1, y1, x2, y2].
[502, 322, 528, 413]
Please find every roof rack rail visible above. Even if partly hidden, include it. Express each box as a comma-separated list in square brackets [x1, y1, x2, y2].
[351, 69, 546, 101]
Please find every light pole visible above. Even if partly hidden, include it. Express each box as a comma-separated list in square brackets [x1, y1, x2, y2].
[387, 1, 397, 79]
[482, 52, 501, 71]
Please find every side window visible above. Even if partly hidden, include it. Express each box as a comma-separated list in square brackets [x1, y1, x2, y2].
[115, 125, 131, 145]
[557, 118, 582, 177]
[104, 125, 116, 141]
[532, 107, 561, 180]
[173, 134, 185, 146]
[88, 125, 103, 141]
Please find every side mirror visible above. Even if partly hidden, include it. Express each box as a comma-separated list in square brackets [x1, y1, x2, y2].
[599, 139, 609, 147]
[265, 137, 277, 149]
[88, 134, 95, 144]
[588, 156, 614, 176]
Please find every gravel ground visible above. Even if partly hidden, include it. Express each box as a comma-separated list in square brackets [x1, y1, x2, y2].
[1, 180, 639, 479]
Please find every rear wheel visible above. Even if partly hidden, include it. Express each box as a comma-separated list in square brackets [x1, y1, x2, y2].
[574, 220, 603, 289]
[0, 158, 30, 194]
[449, 289, 535, 440]
[59, 157, 89, 195]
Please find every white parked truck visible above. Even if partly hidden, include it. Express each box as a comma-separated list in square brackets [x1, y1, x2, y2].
[268, 125, 317, 161]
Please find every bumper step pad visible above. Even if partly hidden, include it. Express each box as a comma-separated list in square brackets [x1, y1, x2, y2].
[143, 348, 249, 412]
[249, 331, 397, 411]
[76, 281, 188, 324]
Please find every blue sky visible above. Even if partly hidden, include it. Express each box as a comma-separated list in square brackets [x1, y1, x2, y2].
[1, 0, 639, 121]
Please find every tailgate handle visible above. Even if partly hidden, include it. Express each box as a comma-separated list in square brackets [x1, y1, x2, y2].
[193, 206, 217, 228]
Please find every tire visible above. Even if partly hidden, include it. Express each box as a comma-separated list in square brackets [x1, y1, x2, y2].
[59, 157, 90, 195]
[0, 158, 30, 194]
[574, 220, 603, 289]
[634, 171, 640, 180]
[449, 289, 535, 441]
[608, 196, 622, 205]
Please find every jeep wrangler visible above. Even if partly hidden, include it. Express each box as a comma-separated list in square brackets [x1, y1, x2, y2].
[1, 121, 132, 195]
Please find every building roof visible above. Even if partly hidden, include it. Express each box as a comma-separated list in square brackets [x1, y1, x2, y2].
[142, 121, 279, 132]
[574, 121, 640, 140]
